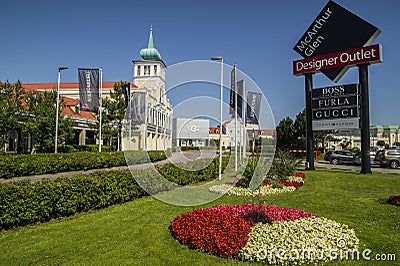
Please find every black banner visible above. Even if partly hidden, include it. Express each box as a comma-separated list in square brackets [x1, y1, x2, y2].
[293, 1, 380, 82]
[78, 68, 100, 112]
[246, 92, 262, 125]
[131, 92, 146, 125]
[236, 80, 244, 118]
[229, 66, 236, 116]
[122, 83, 131, 109]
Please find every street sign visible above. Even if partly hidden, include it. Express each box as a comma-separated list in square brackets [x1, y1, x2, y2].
[293, 44, 382, 76]
[293, 0, 381, 82]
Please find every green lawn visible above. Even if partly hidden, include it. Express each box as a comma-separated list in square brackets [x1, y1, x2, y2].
[0, 168, 399, 265]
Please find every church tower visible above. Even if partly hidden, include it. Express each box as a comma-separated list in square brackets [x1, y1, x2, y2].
[132, 27, 173, 151]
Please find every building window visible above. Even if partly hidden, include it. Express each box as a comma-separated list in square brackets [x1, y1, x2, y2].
[154, 65, 157, 75]
[144, 66, 150, 75]
[136, 66, 141, 76]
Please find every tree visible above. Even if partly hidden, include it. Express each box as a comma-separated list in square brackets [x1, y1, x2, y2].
[293, 109, 306, 149]
[24, 90, 74, 153]
[377, 140, 386, 147]
[276, 116, 295, 150]
[276, 108, 332, 151]
[0, 81, 26, 150]
[101, 81, 129, 151]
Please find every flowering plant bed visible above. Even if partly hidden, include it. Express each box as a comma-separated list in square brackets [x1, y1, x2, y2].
[387, 195, 400, 207]
[209, 172, 306, 197]
[170, 204, 359, 264]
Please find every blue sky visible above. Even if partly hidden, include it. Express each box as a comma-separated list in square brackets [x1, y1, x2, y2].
[1, 0, 399, 127]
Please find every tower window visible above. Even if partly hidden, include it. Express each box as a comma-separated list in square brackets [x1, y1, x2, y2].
[154, 65, 157, 75]
[144, 66, 150, 75]
[136, 66, 141, 76]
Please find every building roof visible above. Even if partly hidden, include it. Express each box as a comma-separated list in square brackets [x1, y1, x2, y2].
[258, 129, 275, 136]
[209, 127, 225, 135]
[61, 96, 96, 120]
[22, 82, 136, 91]
[140, 26, 162, 61]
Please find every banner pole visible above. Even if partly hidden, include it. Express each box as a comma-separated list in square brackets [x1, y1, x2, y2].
[242, 88, 246, 159]
[99, 68, 103, 152]
[234, 64, 238, 172]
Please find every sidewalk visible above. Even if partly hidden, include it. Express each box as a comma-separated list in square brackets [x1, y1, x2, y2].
[0, 151, 216, 184]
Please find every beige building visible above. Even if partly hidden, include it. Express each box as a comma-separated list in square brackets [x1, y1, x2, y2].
[123, 27, 173, 151]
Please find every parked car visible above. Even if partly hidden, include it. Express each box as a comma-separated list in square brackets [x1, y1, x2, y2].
[324, 150, 355, 165]
[354, 150, 380, 165]
[374, 149, 400, 169]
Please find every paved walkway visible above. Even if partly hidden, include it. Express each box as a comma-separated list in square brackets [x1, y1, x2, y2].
[0, 151, 217, 184]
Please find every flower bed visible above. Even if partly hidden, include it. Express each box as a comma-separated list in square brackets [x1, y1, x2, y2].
[170, 205, 359, 264]
[209, 184, 296, 197]
[209, 171, 306, 197]
[387, 195, 400, 207]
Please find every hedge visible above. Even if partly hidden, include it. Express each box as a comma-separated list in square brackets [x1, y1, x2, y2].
[0, 156, 227, 230]
[0, 150, 170, 179]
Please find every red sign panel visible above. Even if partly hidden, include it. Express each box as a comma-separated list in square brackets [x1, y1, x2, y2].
[293, 44, 382, 76]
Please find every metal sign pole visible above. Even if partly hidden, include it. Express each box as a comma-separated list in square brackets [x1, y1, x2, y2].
[359, 63, 372, 174]
[305, 73, 315, 170]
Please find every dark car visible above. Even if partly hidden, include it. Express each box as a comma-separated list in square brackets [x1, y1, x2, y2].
[324, 150, 355, 165]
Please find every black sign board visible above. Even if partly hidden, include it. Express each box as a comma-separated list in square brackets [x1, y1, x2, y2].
[312, 95, 358, 109]
[293, 1, 381, 82]
[312, 84, 358, 98]
[313, 106, 359, 120]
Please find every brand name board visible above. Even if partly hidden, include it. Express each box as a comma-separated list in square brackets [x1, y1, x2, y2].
[312, 84, 360, 129]
[293, 44, 382, 76]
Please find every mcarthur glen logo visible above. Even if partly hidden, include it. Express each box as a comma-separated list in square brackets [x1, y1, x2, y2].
[293, 0, 381, 82]
[295, 7, 333, 57]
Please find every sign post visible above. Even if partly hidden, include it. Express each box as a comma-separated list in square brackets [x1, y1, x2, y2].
[305, 73, 315, 170]
[359, 64, 371, 174]
[293, 1, 382, 174]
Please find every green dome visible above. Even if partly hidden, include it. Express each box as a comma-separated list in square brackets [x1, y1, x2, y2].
[140, 27, 162, 61]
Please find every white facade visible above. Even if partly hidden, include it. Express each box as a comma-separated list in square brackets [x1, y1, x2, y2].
[173, 118, 209, 147]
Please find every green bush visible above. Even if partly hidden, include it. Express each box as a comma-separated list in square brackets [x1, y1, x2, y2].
[268, 150, 297, 180]
[0, 151, 168, 179]
[0, 156, 224, 229]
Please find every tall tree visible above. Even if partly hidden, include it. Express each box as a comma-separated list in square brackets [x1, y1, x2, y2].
[0, 81, 26, 150]
[101, 81, 129, 151]
[276, 116, 295, 151]
[24, 90, 74, 153]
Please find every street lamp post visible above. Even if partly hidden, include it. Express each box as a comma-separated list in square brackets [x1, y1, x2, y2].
[55, 66, 68, 154]
[211, 56, 223, 180]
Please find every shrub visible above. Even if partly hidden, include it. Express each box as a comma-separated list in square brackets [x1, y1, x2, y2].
[0, 156, 223, 229]
[0, 151, 168, 179]
[268, 150, 297, 180]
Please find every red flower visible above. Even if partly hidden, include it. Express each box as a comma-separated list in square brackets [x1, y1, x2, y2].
[294, 172, 306, 179]
[170, 205, 316, 259]
[279, 180, 304, 189]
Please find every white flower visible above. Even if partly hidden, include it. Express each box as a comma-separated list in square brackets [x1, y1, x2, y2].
[239, 217, 359, 265]
[208, 184, 296, 197]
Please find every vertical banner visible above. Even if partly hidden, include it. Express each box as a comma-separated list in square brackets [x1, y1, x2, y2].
[229, 66, 236, 116]
[246, 92, 262, 125]
[78, 68, 100, 112]
[122, 83, 131, 109]
[236, 80, 244, 118]
[131, 91, 146, 126]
